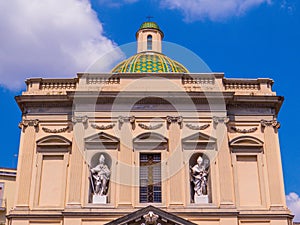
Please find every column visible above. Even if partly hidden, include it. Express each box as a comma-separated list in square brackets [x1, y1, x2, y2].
[15, 119, 39, 208]
[261, 119, 286, 209]
[167, 116, 185, 206]
[66, 115, 87, 207]
[213, 116, 235, 207]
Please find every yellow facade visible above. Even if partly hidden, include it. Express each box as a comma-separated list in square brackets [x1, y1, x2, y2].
[0, 168, 16, 225]
[7, 22, 293, 225]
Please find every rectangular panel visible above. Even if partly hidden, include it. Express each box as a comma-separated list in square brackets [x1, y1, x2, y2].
[236, 155, 261, 206]
[39, 155, 64, 207]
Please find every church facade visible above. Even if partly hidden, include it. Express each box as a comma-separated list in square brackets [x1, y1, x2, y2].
[8, 22, 293, 225]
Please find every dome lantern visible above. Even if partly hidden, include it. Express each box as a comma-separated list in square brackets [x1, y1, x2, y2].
[136, 21, 164, 53]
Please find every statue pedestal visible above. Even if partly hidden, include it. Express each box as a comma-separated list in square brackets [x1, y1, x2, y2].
[92, 195, 107, 204]
[194, 195, 208, 204]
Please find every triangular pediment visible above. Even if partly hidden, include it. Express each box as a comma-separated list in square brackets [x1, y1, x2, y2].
[182, 132, 216, 150]
[85, 132, 119, 150]
[133, 132, 168, 150]
[105, 205, 196, 225]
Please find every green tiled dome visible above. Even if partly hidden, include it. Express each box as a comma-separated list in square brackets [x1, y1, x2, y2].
[139, 21, 161, 30]
[136, 21, 164, 38]
[111, 52, 189, 73]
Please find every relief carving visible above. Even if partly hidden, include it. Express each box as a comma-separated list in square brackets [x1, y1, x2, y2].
[42, 126, 69, 133]
[91, 123, 115, 130]
[230, 126, 258, 133]
[186, 123, 210, 130]
[138, 123, 163, 130]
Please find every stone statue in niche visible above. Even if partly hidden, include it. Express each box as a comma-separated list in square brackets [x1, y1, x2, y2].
[90, 154, 110, 203]
[190, 155, 209, 203]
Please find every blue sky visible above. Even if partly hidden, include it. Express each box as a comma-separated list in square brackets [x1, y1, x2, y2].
[0, 0, 300, 220]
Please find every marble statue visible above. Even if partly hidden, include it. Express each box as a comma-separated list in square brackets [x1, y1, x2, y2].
[90, 154, 110, 196]
[191, 156, 209, 202]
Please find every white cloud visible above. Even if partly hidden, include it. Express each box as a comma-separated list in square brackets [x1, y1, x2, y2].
[286, 192, 300, 221]
[160, 0, 272, 22]
[0, 0, 122, 90]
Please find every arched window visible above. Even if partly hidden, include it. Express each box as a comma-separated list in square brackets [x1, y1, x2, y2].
[147, 35, 152, 50]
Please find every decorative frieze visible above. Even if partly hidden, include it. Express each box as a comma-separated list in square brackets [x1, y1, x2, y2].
[18, 119, 39, 132]
[138, 123, 163, 130]
[261, 119, 280, 130]
[42, 126, 69, 133]
[230, 126, 257, 133]
[91, 123, 115, 130]
[186, 123, 210, 131]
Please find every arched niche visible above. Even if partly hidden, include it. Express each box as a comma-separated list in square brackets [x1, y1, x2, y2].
[230, 136, 263, 153]
[36, 135, 71, 152]
[133, 132, 168, 151]
[88, 152, 112, 203]
[189, 153, 212, 204]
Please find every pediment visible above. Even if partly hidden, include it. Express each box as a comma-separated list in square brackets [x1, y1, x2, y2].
[182, 132, 216, 150]
[105, 205, 196, 225]
[85, 132, 119, 150]
[133, 132, 168, 150]
[230, 136, 263, 147]
[36, 135, 71, 147]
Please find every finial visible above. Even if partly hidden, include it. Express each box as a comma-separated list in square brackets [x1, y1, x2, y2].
[146, 15, 154, 21]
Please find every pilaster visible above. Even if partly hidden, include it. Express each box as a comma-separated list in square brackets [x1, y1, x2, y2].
[15, 119, 39, 208]
[117, 116, 135, 207]
[66, 115, 87, 207]
[213, 116, 235, 207]
[167, 116, 185, 206]
[261, 119, 286, 209]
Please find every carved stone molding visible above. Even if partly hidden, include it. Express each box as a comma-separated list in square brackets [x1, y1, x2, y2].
[18, 119, 39, 132]
[91, 123, 115, 130]
[230, 126, 258, 134]
[72, 115, 88, 124]
[138, 123, 163, 130]
[42, 126, 69, 133]
[261, 119, 280, 132]
[118, 116, 135, 129]
[212, 116, 229, 125]
[185, 123, 210, 130]
[166, 116, 183, 128]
